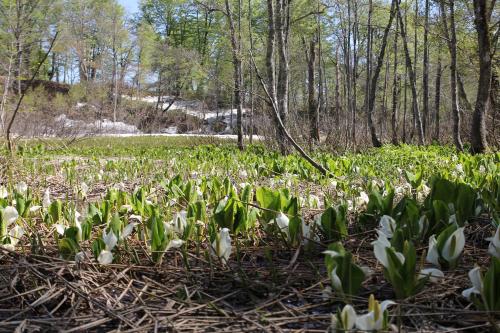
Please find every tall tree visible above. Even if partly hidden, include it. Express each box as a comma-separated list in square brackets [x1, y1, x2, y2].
[367, 0, 397, 147]
[422, 0, 430, 137]
[471, 0, 494, 153]
[305, 33, 319, 142]
[391, 10, 400, 145]
[439, 0, 463, 150]
[434, 55, 442, 143]
[397, 0, 424, 145]
[224, 0, 244, 150]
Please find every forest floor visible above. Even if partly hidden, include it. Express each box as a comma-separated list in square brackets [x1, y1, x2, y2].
[0, 137, 498, 332]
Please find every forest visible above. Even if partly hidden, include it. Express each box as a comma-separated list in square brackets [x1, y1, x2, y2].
[0, 0, 497, 151]
[0, 0, 499, 332]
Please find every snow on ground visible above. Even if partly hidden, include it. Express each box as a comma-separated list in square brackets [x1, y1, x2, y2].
[55, 114, 141, 135]
[48, 96, 252, 137]
[94, 132, 263, 140]
[122, 95, 248, 121]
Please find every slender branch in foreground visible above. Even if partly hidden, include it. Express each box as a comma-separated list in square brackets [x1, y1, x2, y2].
[6, 31, 59, 153]
[249, 51, 328, 176]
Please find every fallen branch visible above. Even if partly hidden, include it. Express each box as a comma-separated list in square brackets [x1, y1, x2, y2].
[250, 52, 328, 176]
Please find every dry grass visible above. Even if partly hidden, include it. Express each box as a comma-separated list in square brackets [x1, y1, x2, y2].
[0, 219, 497, 332]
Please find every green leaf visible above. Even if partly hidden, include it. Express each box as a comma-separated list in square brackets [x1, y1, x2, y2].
[256, 187, 280, 222]
[320, 206, 348, 241]
[59, 237, 79, 260]
[49, 200, 63, 224]
[81, 220, 92, 241]
[288, 216, 301, 244]
[455, 184, 476, 226]
[482, 257, 500, 311]
[431, 178, 457, 204]
[188, 200, 207, 222]
[109, 214, 122, 238]
[92, 238, 105, 259]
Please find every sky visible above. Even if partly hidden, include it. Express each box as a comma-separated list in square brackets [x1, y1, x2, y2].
[118, 0, 139, 14]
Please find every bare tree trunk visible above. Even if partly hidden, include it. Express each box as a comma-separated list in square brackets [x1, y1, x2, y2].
[457, 73, 473, 113]
[391, 11, 399, 145]
[225, 0, 244, 150]
[275, 0, 291, 154]
[490, 69, 498, 141]
[365, 0, 374, 146]
[317, 7, 325, 138]
[471, 0, 493, 153]
[411, 0, 418, 138]
[402, 1, 408, 144]
[382, 53, 390, 136]
[1, 40, 14, 134]
[345, 0, 354, 149]
[422, 0, 430, 138]
[248, 0, 254, 144]
[112, 51, 119, 122]
[351, 0, 359, 149]
[156, 71, 162, 112]
[368, 0, 397, 147]
[439, 0, 463, 150]
[335, 50, 341, 129]
[265, 0, 287, 153]
[397, 0, 424, 145]
[306, 35, 319, 142]
[434, 56, 442, 143]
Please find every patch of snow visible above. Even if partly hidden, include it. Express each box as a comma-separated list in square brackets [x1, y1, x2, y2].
[162, 126, 178, 134]
[55, 114, 141, 135]
[95, 133, 263, 140]
[121, 95, 248, 121]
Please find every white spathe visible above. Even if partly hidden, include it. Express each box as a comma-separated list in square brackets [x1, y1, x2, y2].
[486, 225, 500, 258]
[166, 239, 185, 251]
[355, 191, 369, 207]
[301, 218, 319, 244]
[332, 304, 356, 331]
[212, 228, 232, 263]
[98, 230, 118, 265]
[418, 268, 445, 283]
[441, 227, 465, 262]
[355, 299, 396, 331]
[275, 212, 290, 237]
[122, 222, 138, 239]
[379, 215, 397, 238]
[426, 235, 440, 267]
[42, 189, 51, 208]
[372, 231, 405, 268]
[54, 223, 66, 236]
[462, 267, 483, 300]
[2, 206, 19, 227]
[98, 250, 114, 265]
[172, 210, 188, 235]
[80, 182, 89, 198]
[15, 182, 28, 195]
[331, 267, 343, 291]
[418, 215, 428, 236]
[29, 205, 42, 213]
[0, 186, 8, 199]
[8, 225, 25, 246]
[103, 229, 118, 251]
[129, 214, 142, 222]
[323, 250, 342, 258]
